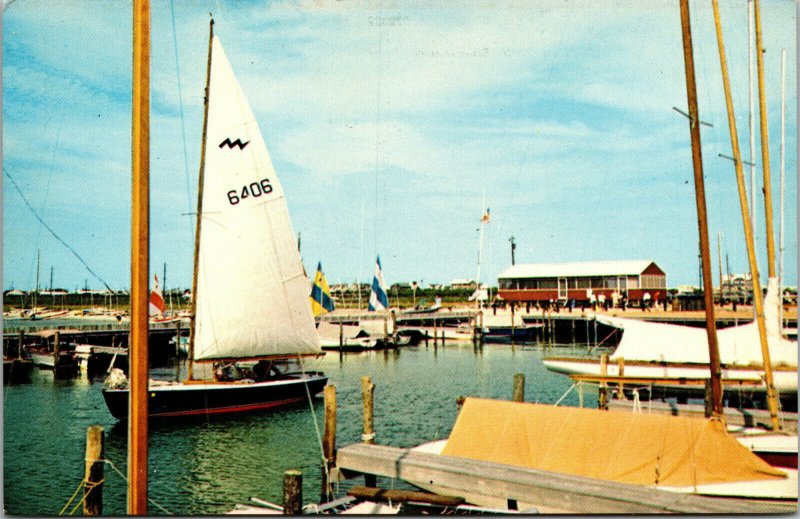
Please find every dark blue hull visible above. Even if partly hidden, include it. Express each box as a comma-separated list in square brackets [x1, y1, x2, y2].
[102, 372, 328, 419]
[483, 324, 542, 343]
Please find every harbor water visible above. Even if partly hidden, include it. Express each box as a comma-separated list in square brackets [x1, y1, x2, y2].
[4, 340, 598, 516]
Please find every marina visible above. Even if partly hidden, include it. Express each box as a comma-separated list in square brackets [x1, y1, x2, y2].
[4, 0, 798, 515]
[4, 333, 594, 515]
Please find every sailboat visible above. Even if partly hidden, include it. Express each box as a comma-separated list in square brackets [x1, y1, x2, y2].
[102, 23, 327, 419]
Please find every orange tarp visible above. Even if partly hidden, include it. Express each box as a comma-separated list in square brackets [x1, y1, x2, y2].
[441, 398, 786, 488]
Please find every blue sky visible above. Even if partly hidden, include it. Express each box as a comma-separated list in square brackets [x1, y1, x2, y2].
[2, 0, 797, 292]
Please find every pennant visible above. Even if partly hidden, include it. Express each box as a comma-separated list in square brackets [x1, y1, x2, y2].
[310, 262, 335, 317]
[368, 256, 389, 311]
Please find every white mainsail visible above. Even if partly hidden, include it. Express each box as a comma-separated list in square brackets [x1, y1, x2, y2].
[193, 36, 320, 362]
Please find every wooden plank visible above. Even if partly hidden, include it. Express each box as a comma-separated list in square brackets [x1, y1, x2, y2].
[335, 443, 794, 514]
[347, 486, 464, 506]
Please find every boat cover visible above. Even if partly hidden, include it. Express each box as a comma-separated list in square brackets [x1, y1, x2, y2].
[600, 278, 796, 367]
[442, 398, 787, 487]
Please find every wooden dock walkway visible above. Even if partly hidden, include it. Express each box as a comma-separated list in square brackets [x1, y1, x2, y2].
[334, 443, 795, 514]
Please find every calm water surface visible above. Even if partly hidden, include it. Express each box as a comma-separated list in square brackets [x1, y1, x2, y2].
[4, 342, 598, 516]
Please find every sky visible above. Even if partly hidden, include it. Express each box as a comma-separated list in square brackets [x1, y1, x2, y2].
[2, 0, 797, 293]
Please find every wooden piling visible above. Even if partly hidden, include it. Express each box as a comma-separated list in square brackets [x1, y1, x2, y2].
[175, 321, 181, 357]
[321, 385, 336, 503]
[53, 331, 61, 371]
[433, 319, 438, 346]
[83, 426, 105, 516]
[282, 470, 303, 515]
[598, 354, 609, 410]
[512, 373, 525, 402]
[616, 357, 625, 399]
[704, 379, 713, 418]
[17, 330, 23, 359]
[390, 310, 397, 342]
[510, 304, 516, 346]
[361, 376, 376, 487]
[338, 321, 344, 347]
[361, 376, 375, 445]
[383, 316, 388, 342]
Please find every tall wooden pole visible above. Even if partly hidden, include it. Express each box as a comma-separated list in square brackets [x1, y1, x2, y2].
[753, 0, 776, 277]
[747, 0, 757, 250]
[711, 0, 780, 430]
[129, 0, 150, 513]
[679, 0, 723, 419]
[778, 48, 786, 329]
[717, 233, 724, 301]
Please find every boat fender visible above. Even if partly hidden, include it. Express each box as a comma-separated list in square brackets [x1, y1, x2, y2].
[104, 368, 128, 389]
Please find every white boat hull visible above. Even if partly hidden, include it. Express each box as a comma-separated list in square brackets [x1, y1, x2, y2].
[543, 357, 798, 393]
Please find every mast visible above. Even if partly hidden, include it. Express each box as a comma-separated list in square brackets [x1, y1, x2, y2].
[779, 48, 786, 329]
[129, 0, 150, 513]
[754, 0, 776, 277]
[717, 233, 723, 302]
[187, 19, 214, 381]
[711, 0, 780, 431]
[475, 193, 486, 309]
[34, 249, 40, 308]
[747, 0, 757, 251]
[679, 0, 723, 418]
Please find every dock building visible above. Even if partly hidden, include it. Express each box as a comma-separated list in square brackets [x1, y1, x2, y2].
[497, 260, 667, 305]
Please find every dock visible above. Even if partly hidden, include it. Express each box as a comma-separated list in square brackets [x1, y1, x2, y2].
[334, 443, 794, 514]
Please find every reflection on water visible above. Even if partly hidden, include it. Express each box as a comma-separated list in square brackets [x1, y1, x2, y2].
[4, 343, 595, 516]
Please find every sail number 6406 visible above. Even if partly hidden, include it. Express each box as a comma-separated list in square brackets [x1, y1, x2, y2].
[227, 178, 273, 205]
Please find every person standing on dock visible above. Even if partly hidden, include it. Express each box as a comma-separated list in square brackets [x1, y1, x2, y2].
[642, 291, 651, 311]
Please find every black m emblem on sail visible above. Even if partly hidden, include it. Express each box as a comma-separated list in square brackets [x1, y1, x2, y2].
[219, 138, 250, 150]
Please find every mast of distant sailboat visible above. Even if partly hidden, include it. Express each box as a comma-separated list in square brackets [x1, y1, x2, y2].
[187, 19, 215, 382]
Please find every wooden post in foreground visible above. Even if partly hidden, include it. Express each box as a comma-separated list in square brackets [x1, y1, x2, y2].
[321, 385, 337, 503]
[282, 470, 302, 515]
[129, 0, 151, 513]
[83, 426, 105, 516]
[361, 376, 377, 487]
[616, 357, 625, 399]
[598, 354, 609, 410]
[512, 373, 525, 402]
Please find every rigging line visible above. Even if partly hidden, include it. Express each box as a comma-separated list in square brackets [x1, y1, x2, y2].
[169, 0, 195, 242]
[373, 0, 383, 256]
[28, 111, 65, 290]
[297, 356, 326, 464]
[4, 167, 114, 292]
[99, 459, 174, 515]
